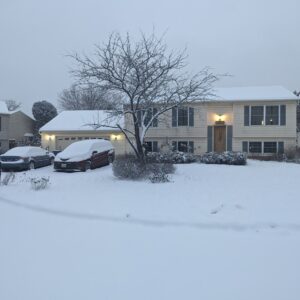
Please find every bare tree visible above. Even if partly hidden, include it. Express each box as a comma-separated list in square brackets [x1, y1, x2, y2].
[58, 84, 120, 111]
[71, 32, 219, 161]
[4, 99, 21, 111]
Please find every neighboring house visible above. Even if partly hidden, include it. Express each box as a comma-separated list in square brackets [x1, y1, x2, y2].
[0, 101, 35, 154]
[40, 110, 127, 155]
[125, 86, 298, 156]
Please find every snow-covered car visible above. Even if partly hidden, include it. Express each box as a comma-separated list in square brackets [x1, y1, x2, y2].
[54, 139, 115, 172]
[0, 146, 54, 171]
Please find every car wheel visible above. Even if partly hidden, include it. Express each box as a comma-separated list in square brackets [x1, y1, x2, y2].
[82, 161, 91, 172]
[29, 161, 35, 170]
[108, 155, 114, 164]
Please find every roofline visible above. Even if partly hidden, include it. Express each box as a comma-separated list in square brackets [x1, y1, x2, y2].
[39, 129, 122, 134]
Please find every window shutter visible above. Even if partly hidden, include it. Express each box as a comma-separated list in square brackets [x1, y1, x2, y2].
[152, 108, 158, 127]
[188, 141, 194, 153]
[172, 107, 177, 127]
[242, 141, 248, 153]
[153, 141, 158, 152]
[244, 106, 250, 126]
[172, 141, 177, 151]
[280, 105, 286, 126]
[278, 142, 284, 154]
[189, 107, 194, 127]
[207, 126, 213, 152]
[227, 126, 233, 151]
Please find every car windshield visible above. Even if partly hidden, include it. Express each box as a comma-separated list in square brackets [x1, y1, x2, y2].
[60, 141, 94, 157]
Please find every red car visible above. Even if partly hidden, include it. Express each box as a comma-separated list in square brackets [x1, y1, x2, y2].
[54, 139, 115, 172]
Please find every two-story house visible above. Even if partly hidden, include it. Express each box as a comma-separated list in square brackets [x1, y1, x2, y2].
[0, 101, 35, 154]
[125, 86, 298, 156]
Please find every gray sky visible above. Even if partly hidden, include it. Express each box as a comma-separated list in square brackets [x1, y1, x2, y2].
[0, 0, 299, 114]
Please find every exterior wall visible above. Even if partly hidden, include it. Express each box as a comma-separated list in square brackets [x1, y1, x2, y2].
[0, 114, 10, 153]
[8, 111, 35, 141]
[124, 100, 298, 155]
[41, 131, 128, 155]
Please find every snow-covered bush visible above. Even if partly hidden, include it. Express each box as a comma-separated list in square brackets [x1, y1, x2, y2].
[146, 151, 197, 164]
[200, 151, 247, 165]
[30, 177, 50, 190]
[149, 172, 170, 183]
[1, 172, 15, 186]
[113, 155, 175, 181]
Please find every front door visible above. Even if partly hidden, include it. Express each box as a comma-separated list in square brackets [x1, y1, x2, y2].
[214, 126, 226, 152]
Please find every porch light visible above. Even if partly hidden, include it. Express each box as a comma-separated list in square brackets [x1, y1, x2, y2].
[46, 134, 55, 141]
[215, 113, 225, 122]
[218, 114, 224, 122]
[110, 134, 121, 141]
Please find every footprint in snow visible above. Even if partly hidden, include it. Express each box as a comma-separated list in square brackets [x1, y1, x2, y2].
[210, 204, 224, 215]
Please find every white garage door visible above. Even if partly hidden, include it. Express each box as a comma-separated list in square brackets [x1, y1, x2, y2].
[55, 136, 87, 150]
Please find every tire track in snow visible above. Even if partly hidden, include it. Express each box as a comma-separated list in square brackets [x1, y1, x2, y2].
[1, 195, 300, 232]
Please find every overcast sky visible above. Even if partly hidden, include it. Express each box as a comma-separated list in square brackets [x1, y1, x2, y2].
[0, 0, 299, 114]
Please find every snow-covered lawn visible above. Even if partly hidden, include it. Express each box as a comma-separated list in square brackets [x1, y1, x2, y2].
[0, 160, 300, 300]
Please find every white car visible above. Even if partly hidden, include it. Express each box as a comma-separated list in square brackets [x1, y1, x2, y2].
[0, 146, 54, 171]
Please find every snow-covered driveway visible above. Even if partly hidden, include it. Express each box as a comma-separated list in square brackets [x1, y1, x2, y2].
[0, 160, 300, 299]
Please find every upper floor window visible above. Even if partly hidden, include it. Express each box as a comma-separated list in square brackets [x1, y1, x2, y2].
[251, 106, 264, 125]
[172, 106, 194, 127]
[266, 106, 279, 125]
[137, 108, 158, 128]
[244, 105, 286, 126]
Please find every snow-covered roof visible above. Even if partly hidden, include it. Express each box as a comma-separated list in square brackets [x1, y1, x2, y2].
[210, 86, 298, 102]
[0, 101, 9, 114]
[40, 110, 123, 132]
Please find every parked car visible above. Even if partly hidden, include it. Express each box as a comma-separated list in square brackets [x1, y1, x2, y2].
[54, 139, 115, 172]
[0, 146, 54, 171]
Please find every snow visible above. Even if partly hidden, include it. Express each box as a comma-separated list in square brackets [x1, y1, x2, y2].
[0, 160, 300, 300]
[55, 139, 114, 161]
[0, 101, 9, 114]
[1, 146, 47, 157]
[211, 85, 299, 102]
[39, 110, 124, 132]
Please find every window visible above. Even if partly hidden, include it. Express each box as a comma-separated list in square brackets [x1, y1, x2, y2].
[249, 142, 262, 153]
[266, 106, 279, 125]
[137, 108, 158, 127]
[144, 141, 158, 152]
[172, 107, 194, 127]
[251, 106, 264, 125]
[172, 141, 194, 153]
[243, 141, 284, 154]
[0, 116, 1, 131]
[64, 137, 69, 140]
[71, 137, 76, 140]
[245, 105, 286, 126]
[178, 107, 188, 126]
[264, 142, 277, 153]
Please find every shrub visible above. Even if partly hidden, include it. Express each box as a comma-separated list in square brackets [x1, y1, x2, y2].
[30, 177, 50, 190]
[284, 146, 300, 161]
[113, 155, 175, 181]
[1, 172, 15, 186]
[200, 151, 247, 165]
[146, 151, 197, 164]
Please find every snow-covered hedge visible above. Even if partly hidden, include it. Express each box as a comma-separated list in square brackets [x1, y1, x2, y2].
[199, 151, 247, 165]
[113, 155, 175, 182]
[146, 151, 197, 164]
